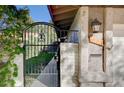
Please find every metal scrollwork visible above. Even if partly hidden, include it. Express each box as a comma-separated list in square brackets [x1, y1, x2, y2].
[38, 31, 45, 42]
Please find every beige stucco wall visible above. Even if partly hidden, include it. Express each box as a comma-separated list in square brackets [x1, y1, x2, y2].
[113, 8, 124, 24]
[14, 54, 24, 87]
[60, 43, 79, 87]
[109, 8, 124, 87]
[106, 22, 124, 86]
[61, 7, 104, 87]
[60, 7, 124, 87]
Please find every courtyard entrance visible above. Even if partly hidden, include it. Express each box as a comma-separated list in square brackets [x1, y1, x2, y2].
[23, 22, 60, 87]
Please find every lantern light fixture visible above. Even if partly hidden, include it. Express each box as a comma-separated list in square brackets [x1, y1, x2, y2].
[91, 18, 102, 33]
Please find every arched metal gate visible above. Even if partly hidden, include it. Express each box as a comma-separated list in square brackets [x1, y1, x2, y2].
[23, 22, 60, 87]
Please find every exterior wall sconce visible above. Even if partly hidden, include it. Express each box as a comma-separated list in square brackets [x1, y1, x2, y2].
[89, 18, 113, 50]
[91, 18, 102, 33]
[89, 18, 103, 46]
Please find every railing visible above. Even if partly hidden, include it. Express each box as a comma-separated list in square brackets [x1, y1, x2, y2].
[24, 22, 60, 87]
[29, 57, 59, 87]
[59, 30, 79, 43]
[38, 57, 58, 87]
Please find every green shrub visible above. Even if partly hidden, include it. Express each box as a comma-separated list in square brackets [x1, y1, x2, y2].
[25, 52, 55, 73]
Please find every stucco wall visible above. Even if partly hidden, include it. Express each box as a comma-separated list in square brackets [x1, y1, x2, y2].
[60, 7, 124, 87]
[61, 7, 104, 87]
[71, 6, 105, 87]
[14, 54, 24, 87]
[106, 8, 124, 86]
[106, 37, 124, 87]
[113, 8, 124, 24]
[106, 23, 124, 87]
[60, 43, 79, 87]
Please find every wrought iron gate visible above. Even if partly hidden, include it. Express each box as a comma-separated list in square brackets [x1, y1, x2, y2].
[23, 22, 60, 87]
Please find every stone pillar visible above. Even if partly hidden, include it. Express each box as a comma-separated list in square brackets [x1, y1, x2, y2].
[79, 7, 113, 87]
[63, 6, 113, 87]
[14, 54, 24, 87]
[60, 43, 79, 87]
[78, 7, 89, 85]
[69, 7, 89, 86]
[104, 7, 113, 86]
[79, 7, 89, 73]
